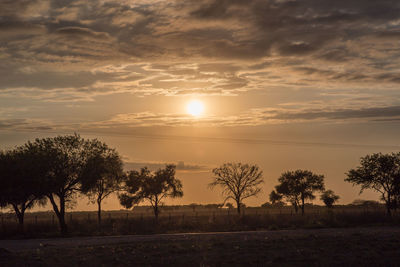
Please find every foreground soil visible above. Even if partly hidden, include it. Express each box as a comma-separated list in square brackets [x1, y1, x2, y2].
[1, 227, 400, 266]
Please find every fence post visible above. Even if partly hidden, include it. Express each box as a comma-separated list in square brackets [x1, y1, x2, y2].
[182, 213, 185, 224]
[35, 215, 38, 225]
[87, 213, 90, 223]
[70, 213, 73, 222]
[52, 215, 54, 226]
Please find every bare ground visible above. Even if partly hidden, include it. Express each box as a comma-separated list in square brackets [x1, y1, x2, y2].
[1, 227, 400, 266]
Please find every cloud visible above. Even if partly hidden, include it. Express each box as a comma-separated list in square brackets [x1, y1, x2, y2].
[0, 0, 399, 121]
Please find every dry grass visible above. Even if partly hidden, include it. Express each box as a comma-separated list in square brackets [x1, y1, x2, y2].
[1, 205, 399, 239]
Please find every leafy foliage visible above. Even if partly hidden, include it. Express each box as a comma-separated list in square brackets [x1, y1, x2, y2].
[0, 147, 47, 229]
[275, 170, 325, 214]
[80, 142, 124, 225]
[119, 164, 183, 220]
[346, 153, 400, 215]
[23, 134, 115, 234]
[320, 190, 340, 208]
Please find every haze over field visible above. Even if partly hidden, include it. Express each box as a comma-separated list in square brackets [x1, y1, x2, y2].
[1, 0, 400, 210]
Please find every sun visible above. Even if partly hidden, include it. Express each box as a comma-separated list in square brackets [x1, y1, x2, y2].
[187, 100, 204, 117]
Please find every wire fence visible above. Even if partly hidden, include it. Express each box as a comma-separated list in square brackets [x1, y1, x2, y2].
[1, 205, 398, 238]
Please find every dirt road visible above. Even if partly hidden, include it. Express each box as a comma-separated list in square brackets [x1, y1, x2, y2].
[1, 227, 400, 266]
[1, 226, 399, 252]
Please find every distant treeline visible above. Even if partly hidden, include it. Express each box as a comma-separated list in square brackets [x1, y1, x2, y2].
[1, 134, 400, 235]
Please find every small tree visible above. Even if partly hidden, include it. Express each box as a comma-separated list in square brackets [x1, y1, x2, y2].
[209, 162, 263, 215]
[346, 153, 400, 216]
[320, 190, 340, 208]
[275, 170, 325, 215]
[80, 142, 124, 226]
[119, 164, 183, 221]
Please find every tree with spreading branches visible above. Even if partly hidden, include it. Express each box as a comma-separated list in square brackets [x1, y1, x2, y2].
[25, 134, 109, 235]
[119, 164, 183, 221]
[275, 170, 325, 215]
[209, 162, 264, 215]
[346, 153, 400, 216]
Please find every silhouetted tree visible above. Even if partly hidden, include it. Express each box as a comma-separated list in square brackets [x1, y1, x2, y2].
[80, 142, 124, 226]
[346, 153, 400, 216]
[275, 170, 325, 215]
[269, 190, 283, 204]
[0, 147, 46, 232]
[119, 164, 183, 221]
[320, 190, 340, 208]
[209, 162, 263, 215]
[25, 134, 104, 235]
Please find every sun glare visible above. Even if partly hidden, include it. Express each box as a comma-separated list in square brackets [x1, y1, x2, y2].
[187, 100, 204, 117]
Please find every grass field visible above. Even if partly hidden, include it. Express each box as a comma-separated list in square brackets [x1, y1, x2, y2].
[1, 205, 399, 239]
[1, 227, 400, 266]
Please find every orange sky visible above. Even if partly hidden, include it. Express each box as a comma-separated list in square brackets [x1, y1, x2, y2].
[1, 0, 400, 211]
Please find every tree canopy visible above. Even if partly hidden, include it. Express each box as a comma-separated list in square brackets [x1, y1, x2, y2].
[119, 164, 183, 221]
[320, 190, 340, 208]
[275, 170, 325, 215]
[80, 141, 124, 226]
[346, 153, 400, 215]
[0, 147, 47, 230]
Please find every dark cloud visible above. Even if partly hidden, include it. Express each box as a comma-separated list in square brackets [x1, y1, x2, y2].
[0, 0, 399, 101]
[55, 26, 110, 39]
[269, 106, 400, 121]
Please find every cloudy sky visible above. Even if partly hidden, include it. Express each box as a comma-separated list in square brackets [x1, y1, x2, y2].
[1, 0, 400, 210]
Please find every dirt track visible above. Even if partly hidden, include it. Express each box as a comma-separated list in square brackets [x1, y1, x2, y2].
[1, 226, 400, 252]
[1, 226, 400, 266]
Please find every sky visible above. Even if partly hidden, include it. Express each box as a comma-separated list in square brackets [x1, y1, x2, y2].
[1, 0, 400, 211]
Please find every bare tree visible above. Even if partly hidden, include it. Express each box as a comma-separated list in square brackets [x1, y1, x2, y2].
[209, 162, 264, 215]
[119, 164, 183, 222]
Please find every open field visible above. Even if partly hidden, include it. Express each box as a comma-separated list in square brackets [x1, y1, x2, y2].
[1, 205, 399, 239]
[1, 227, 400, 266]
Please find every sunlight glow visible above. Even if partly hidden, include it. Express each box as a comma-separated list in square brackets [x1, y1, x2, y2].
[187, 100, 204, 117]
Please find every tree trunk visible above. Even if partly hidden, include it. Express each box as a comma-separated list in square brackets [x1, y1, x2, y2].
[48, 194, 68, 235]
[385, 193, 392, 216]
[293, 201, 298, 213]
[301, 195, 305, 216]
[12, 204, 25, 233]
[386, 202, 392, 216]
[59, 197, 67, 235]
[97, 198, 102, 227]
[153, 203, 159, 223]
[236, 199, 241, 215]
